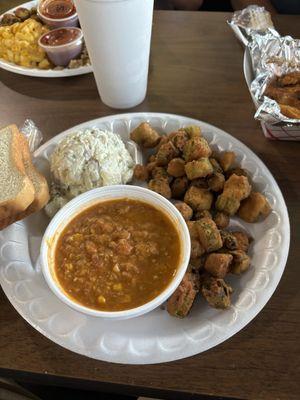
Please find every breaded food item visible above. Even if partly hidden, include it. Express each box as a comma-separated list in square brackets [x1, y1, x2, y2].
[232, 231, 250, 252]
[133, 164, 149, 181]
[238, 192, 271, 222]
[230, 250, 251, 274]
[184, 186, 213, 211]
[194, 210, 212, 220]
[190, 177, 208, 189]
[219, 151, 236, 172]
[213, 212, 229, 229]
[0, 18, 50, 69]
[208, 172, 225, 192]
[191, 239, 205, 259]
[148, 178, 171, 199]
[216, 174, 251, 216]
[130, 122, 160, 148]
[167, 158, 186, 177]
[201, 276, 232, 309]
[175, 201, 193, 221]
[180, 125, 201, 138]
[171, 176, 189, 198]
[195, 217, 222, 252]
[204, 253, 233, 278]
[186, 220, 198, 239]
[167, 271, 199, 318]
[171, 130, 189, 152]
[278, 71, 300, 86]
[185, 158, 213, 180]
[220, 230, 238, 250]
[183, 137, 212, 162]
[151, 166, 168, 180]
[156, 141, 178, 166]
[279, 104, 300, 119]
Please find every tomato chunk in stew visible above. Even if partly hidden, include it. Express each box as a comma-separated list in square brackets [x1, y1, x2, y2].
[55, 199, 181, 311]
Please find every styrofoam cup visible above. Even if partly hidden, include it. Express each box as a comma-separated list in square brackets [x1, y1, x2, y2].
[74, 0, 154, 109]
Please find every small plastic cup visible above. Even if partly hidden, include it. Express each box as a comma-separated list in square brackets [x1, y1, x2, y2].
[38, 27, 83, 67]
[38, 0, 79, 28]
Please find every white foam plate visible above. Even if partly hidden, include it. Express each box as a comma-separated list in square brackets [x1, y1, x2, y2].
[0, 113, 290, 364]
[0, 1, 92, 78]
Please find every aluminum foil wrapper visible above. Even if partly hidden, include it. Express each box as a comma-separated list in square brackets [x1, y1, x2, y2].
[20, 119, 43, 153]
[228, 5, 274, 46]
[249, 33, 300, 125]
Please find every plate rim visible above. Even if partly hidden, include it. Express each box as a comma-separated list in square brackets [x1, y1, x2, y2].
[0, 0, 93, 78]
[1, 112, 291, 364]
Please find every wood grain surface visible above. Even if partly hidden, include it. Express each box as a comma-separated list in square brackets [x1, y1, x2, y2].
[0, 2, 300, 400]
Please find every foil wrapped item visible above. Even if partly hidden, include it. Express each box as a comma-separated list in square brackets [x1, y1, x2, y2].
[20, 119, 43, 152]
[228, 5, 274, 46]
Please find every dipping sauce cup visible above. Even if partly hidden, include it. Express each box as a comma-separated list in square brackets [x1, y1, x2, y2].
[38, 27, 83, 67]
[38, 0, 79, 28]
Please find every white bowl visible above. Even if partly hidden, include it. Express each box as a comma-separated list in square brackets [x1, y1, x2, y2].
[40, 185, 191, 320]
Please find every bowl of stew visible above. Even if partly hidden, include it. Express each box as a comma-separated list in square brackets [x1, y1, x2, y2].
[40, 185, 191, 319]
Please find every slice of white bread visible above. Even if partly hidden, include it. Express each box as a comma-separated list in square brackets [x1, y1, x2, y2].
[0, 126, 49, 230]
[0, 125, 35, 220]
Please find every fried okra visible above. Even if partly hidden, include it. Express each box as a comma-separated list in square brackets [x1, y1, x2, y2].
[133, 164, 149, 181]
[167, 158, 186, 177]
[130, 122, 160, 148]
[14, 7, 31, 21]
[191, 239, 205, 259]
[171, 176, 189, 198]
[232, 231, 250, 252]
[184, 186, 213, 211]
[185, 158, 213, 180]
[195, 217, 223, 252]
[220, 230, 238, 250]
[171, 130, 189, 152]
[175, 201, 193, 221]
[183, 137, 212, 162]
[208, 172, 225, 192]
[230, 250, 251, 274]
[151, 166, 169, 180]
[238, 192, 271, 223]
[167, 271, 199, 318]
[216, 174, 251, 215]
[204, 253, 233, 278]
[148, 179, 171, 199]
[219, 151, 236, 172]
[213, 212, 229, 229]
[187, 220, 198, 239]
[180, 125, 202, 138]
[190, 178, 208, 189]
[201, 276, 232, 309]
[194, 210, 212, 220]
[210, 158, 223, 173]
[156, 141, 179, 166]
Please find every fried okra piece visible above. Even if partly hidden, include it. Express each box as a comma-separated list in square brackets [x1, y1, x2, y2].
[219, 151, 236, 172]
[133, 164, 149, 181]
[130, 122, 160, 148]
[216, 174, 251, 216]
[1, 13, 20, 25]
[151, 166, 168, 180]
[14, 7, 31, 20]
[220, 231, 238, 250]
[194, 210, 212, 220]
[171, 130, 189, 151]
[204, 253, 233, 278]
[156, 141, 179, 166]
[187, 221, 198, 239]
[175, 201, 193, 221]
[185, 158, 213, 180]
[225, 167, 248, 180]
[238, 192, 271, 223]
[208, 172, 225, 192]
[201, 276, 232, 309]
[195, 217, 223, 252]
[191, 239, 205, 259]
[210, 158, 223, 173]
[213, 212, 229, 229]
[232, 231, 250, 252]
[167, 272, 199, 318]
[148, 179, 171, 199]
[171, 176, 189, 198]
[230, 250, 251, 274]
[180, 125, 202, 138]
[167, 158, 186, 177]
[184, 187, 213, 211]
[183, 137, 212, 162]
[146, 161, 158, 175]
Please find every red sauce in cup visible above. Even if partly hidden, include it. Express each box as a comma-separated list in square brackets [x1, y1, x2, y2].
[40, 0, 76, 19]
[40, 28, 81, 46]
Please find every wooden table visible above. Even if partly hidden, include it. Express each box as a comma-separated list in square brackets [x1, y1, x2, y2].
[1, 6, 300, 400]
